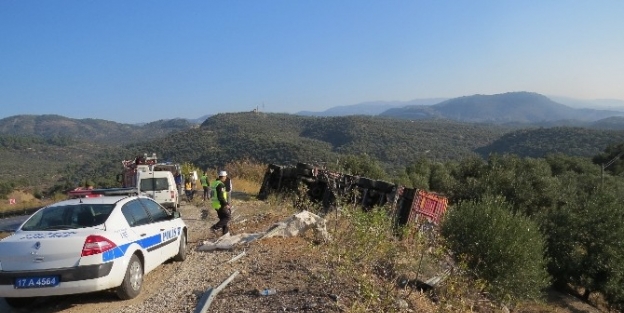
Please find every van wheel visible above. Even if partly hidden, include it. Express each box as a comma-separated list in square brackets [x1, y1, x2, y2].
[116, 254, 143, 300]
[173, 231, 187, 261]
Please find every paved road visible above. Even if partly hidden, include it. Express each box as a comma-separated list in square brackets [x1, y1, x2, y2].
[0, 215, 29, 232]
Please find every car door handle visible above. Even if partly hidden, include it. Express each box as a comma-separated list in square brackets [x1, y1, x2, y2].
[140, 233, 146, 237]
[160, 229, 165, 231]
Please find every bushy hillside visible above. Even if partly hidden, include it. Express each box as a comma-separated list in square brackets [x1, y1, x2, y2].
[5, 111, 624, 196]
[0, 115, 195, 145]
[197, 113, 510, 167]
[590, 116, 624, 130]
[476, 127, 624, 158]
[0, 134, 111, 190]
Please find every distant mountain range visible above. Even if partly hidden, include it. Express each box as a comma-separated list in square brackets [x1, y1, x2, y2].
[296, 98, 447, 116]
[3, 92, 624, 136]
[548, 96, 624, 112]
[380, 92, 624, 123]
[297, 92, 624, 125]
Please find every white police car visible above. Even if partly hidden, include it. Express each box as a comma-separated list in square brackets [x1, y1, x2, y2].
[0, 188, 188, 308]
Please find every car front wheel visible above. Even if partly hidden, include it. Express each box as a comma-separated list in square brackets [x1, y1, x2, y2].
[116, 254, 143, 300]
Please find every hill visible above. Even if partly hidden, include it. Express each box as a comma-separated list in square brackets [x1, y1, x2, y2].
[0, 115, 196, 192]
[50, 112, 512, 190]
[475, 127, 624, 158]
[0, 115, 196, 146]
[549, 95, 624, 112]
[296, 98, 447, 116]
[77, 112, 624, 189]
[379, 92, 624, 123]
[4, 112, 624, 195]
[171, 112, 510, 168]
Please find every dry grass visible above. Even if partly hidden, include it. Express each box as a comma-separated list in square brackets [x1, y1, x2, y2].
[231, 178, 261, 195]
[0, 190, 54, 215]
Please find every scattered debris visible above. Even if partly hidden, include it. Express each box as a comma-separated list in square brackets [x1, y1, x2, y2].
[262, 210, 331, 242]
[227, 251, 246, 264]
[257, 288, 277, 296]
[197, 210, 330, 251]
[194, 270, 239, 313]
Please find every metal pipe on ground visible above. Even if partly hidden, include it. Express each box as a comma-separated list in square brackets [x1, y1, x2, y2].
[194, 270, 240, 313]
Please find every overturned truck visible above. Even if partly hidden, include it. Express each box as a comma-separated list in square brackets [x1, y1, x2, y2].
[257, 162, 449, 226]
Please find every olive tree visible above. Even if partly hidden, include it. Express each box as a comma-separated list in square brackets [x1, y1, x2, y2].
[441, 195, 550, 303]
[541, 186, 624, 307]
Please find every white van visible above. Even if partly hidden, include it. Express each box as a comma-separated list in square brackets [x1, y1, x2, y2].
[138, 171, 180, 210]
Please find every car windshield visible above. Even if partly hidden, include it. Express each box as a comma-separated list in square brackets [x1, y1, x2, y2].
[21, 204, 115, 231]
[140, 177, 169, 191]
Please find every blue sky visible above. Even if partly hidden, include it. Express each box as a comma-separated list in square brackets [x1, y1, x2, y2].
[1, 1, 623, 123]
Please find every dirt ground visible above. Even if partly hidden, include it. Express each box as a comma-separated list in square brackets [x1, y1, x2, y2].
[0, 193, 608, 313]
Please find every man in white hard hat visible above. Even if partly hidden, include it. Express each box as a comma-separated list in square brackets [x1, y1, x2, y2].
[210, 170, 231, 235]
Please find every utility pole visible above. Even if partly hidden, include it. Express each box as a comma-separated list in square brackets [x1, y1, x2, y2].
[601, 151, 624, 189]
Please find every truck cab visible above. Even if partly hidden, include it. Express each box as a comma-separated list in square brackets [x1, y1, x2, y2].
[117, 153, 180, 210]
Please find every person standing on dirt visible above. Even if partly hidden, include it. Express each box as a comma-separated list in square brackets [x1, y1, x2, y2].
[174, 171, 182, 195]
[210, 171, 231, 235]
[200, 171, 210, 201]
[184, 176, 194, 202]
[224, 175, 232, 202]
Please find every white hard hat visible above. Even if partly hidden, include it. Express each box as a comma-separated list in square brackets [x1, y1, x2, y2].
[218, 170, 227, 177]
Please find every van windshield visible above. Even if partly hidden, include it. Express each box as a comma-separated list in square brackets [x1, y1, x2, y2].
[140, 177, 169, 191]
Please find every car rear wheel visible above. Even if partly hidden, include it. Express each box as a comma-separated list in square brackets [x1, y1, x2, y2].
[116, 254, 143, 300]
[4, 297, 32, 308]
[173, 231, 187, 261]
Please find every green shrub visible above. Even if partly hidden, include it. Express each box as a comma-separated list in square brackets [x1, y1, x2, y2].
[541, 189, 624, 308]
[0, 181, 14, 199]
[441, 195, 549, 303]
[325, 205, 440, 311]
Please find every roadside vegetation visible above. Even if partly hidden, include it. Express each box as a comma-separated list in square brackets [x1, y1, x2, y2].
[253, 148, 624, 311]
[197, 152, 622, 311]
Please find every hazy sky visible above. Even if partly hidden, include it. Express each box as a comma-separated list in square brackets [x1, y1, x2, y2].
[2, 1, 623, 123]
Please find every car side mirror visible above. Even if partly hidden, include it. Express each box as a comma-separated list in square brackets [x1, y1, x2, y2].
[172, 211, 181, 219]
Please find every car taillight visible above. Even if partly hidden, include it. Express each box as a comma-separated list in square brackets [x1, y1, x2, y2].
[170, 191, 175, 199]
[81, 235, 117, 257]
